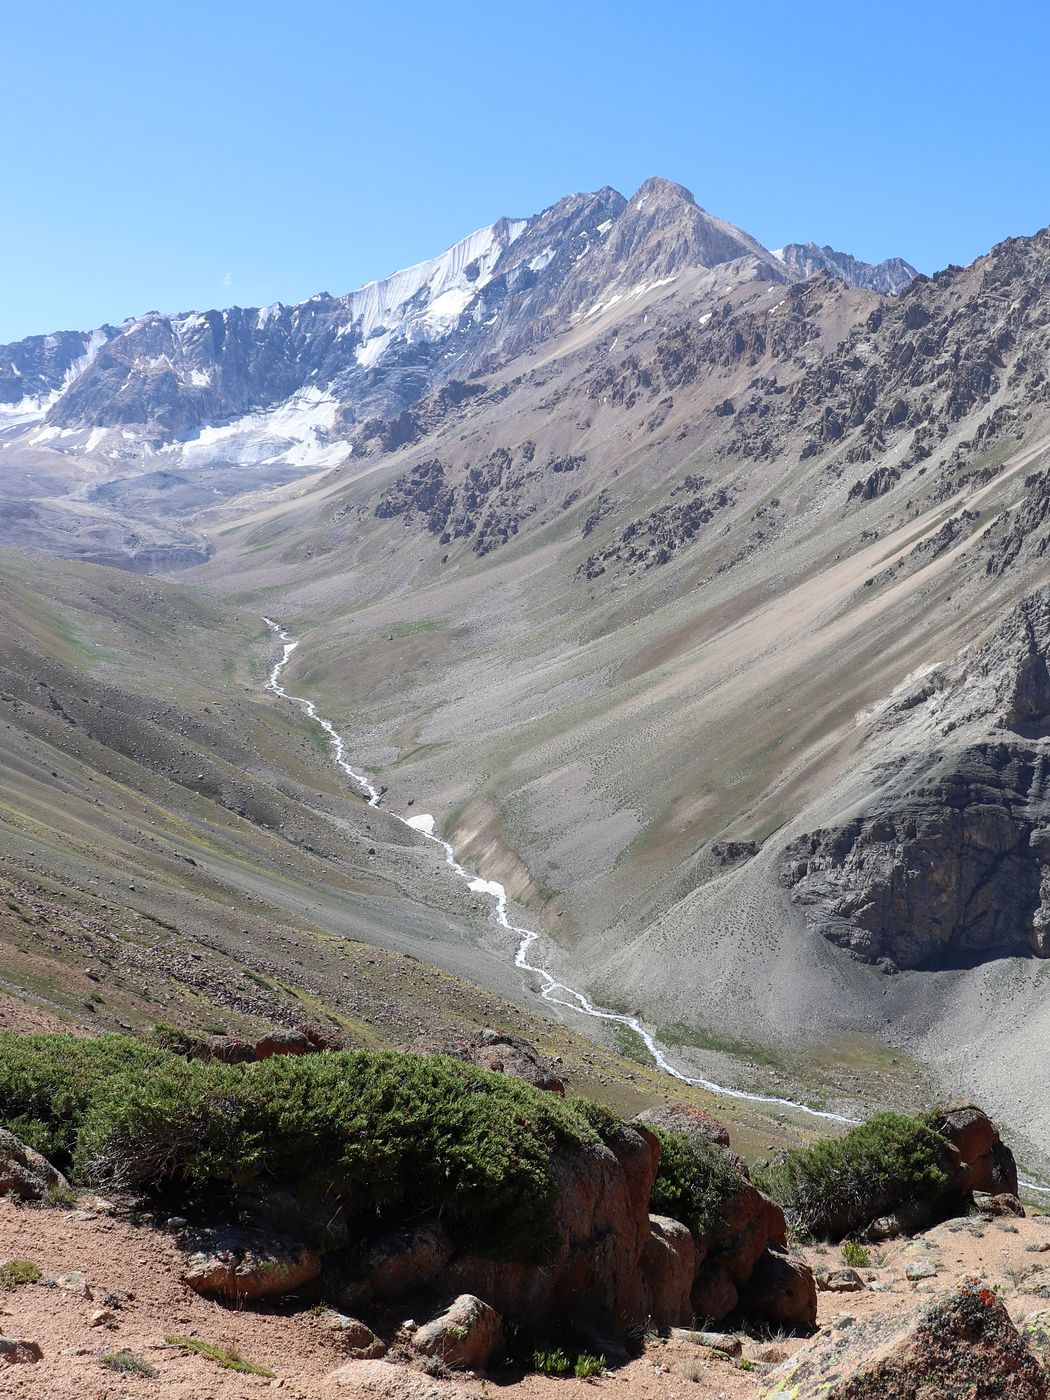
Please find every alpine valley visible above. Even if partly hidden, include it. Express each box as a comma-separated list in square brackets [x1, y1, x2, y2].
[4, 173, 1050, 1177]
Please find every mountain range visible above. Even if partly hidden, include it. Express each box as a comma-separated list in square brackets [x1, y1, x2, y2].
[5, 174, 1050, 1169]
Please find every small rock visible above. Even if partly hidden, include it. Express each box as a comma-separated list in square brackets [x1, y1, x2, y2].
[0, 1337, 42, 1365]
[670, 1328, 741, 1356]
[905, 1260, 939, 1282]
[53, 1271, 91, 1299]
[90, 1309, 116, 1327]
[816, 1267, 865, 1293]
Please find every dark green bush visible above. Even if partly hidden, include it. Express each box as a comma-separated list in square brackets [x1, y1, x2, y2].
[0, 1033, 623, 1261]
[649, 1127, 743, 1237]
[753, 1110, 950, 1240]
[0, 1031, 167, 1167]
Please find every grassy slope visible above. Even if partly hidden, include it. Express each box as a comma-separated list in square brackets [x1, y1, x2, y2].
[0, 548, 832, 1162]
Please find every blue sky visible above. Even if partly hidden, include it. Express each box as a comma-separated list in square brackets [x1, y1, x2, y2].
[4, 0, 1049, 342]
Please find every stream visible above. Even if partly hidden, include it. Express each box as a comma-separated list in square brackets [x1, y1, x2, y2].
[263, 617, 862, 1128]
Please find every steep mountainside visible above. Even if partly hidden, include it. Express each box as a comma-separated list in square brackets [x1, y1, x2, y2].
[185, 215, 1050, 1162]
[0, 179, 911, 482]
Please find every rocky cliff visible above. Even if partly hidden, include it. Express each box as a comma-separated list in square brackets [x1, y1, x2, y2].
[783, 590, 1050, 968]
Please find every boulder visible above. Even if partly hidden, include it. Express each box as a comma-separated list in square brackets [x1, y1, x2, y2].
[320, 1312, 387, 1359]
[421, 1030, 565, 1096]
[866, 1199, 933, 1240]
[634, 1103, 731, 1148]
[639, 1215, 696, 1329]
[0, 1337, 42, 1366]
[0, 1128, 71, 1202]
[973, 1190, 1025, 1217]
[366, 1223, 455, 1300]
[181, 1226, 321, 1301]
[708, 1173, 787, 1288]
[931, 1104, 1019, 1197]
[411, 1294, 504, 1370]
[254, 1028, 317, 1059]
[206, 1035, 255, 1064]
[691, 1260, 739, 1323]
[767, 1279, 1049, 1398]
[816, 1266, 865, 1292]
[737, 1246, 817, 1330]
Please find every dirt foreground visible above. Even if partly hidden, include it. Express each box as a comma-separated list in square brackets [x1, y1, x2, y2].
[2, 1196, 1050, 1398]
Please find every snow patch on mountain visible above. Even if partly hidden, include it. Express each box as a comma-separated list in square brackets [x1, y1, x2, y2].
[169, 386, 347, 469]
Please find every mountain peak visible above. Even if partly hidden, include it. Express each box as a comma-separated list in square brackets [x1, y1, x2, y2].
[631, 175, 697, 207]
[774, 241, 917, 295]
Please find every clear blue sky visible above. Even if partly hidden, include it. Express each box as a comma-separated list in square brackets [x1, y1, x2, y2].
[4, 0, 1049, 342]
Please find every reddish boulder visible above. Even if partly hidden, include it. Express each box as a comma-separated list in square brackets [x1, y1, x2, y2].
[640, 1215, 696, 1329]
[254, 1028, 317, 1059]
[770, 1279, 1048, 1397]
[737, 1246, 817, 1330]
[182, 1226, 321, 1301]
[410, 1294, 504, 1370]
[634, 1104, 731, 1148]
[931, 1104, 1019, 1197]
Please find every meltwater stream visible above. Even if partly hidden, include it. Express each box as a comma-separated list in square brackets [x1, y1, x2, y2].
[263, 617, 1050, 1190]
[264, 618, 862, 1131]
[263, 617, 855, 1128]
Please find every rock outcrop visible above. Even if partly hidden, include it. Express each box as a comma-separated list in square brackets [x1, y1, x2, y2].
[767, 1279, 1049, 1398]
[0, 1129, 71, 1202]
[326, 1124, 659, 1340]
[783, 588, 1050, 967]
[181, 1226, 321, 1302]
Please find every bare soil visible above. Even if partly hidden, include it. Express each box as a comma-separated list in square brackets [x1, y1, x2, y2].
[4, 1197, 1049, 1398]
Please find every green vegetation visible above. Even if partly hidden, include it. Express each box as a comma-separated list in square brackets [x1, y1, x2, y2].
[755, 1111, 950, 1239]
[0, 1258, 41, 1287]
[101, 1350, 158, 1377]
[841, 1239, 871, 1269]
[0, 1031, 168, 1164]
[649, 1127, 744, 1236]
[0, 1031, 626, 1262]
[165, 1336, 275, 1376]
[533, 1348, 572, 1374]
[575, 1352, 606, 1378]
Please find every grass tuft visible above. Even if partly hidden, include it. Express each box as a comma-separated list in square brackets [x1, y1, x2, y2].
[165, 1335, 275, 1376]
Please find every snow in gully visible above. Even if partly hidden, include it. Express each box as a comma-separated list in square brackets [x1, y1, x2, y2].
[263, 618, 854, 1126]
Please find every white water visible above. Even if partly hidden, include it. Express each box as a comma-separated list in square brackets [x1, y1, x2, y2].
[263, 617, 861, 1127]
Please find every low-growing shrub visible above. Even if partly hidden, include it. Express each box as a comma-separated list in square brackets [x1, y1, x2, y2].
[0, 1030, 167, 1167]
[165, 1336, 274, 1376]
[101, 1350, 157, 1377]
[575, 1352, 606, 1378]
[0, 1033, 625, 1262]
[649, 1127, 743, 1236]
[533, 1347, 572, 1374]
[841, 1239, 870, 1268]
[0, 1258, 41, 1287]
[754, 1111, 950, 1239]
